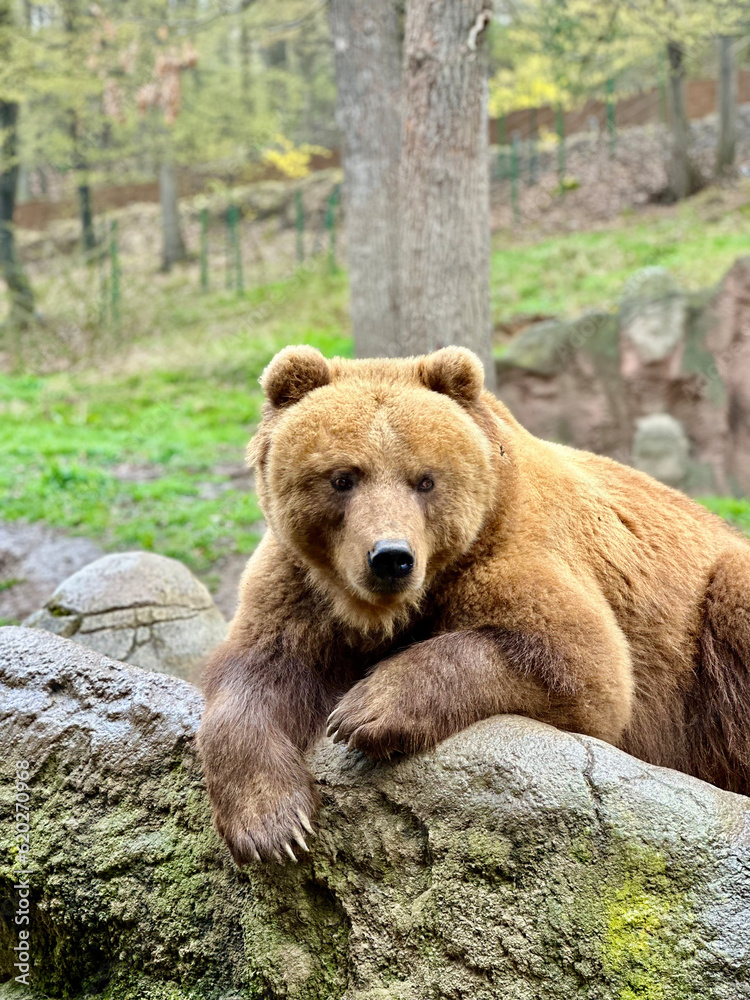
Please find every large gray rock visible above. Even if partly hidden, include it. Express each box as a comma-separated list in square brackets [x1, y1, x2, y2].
[709, 256, 750, 494]
[494, 267, 729, 494]
[23, 552, 226, 682]
[0, 522, 102, 624]
[496, 311, 626, 459]
[0, 626, 749, 1000]
[619, 266, 688, 367]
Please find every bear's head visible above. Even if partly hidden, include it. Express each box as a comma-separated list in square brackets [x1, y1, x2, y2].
[249, 346, 504, 633]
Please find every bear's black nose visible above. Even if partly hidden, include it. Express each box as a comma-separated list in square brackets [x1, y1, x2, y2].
[368, 540, 415, 580]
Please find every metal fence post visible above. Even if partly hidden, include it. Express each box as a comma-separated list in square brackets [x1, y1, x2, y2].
[200, 207, 209, 292]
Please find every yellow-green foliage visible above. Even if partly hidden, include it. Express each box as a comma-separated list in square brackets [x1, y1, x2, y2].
[262, 135, 332, 180]
[487, 0, 743, 116]
[489, 54, 566, 116]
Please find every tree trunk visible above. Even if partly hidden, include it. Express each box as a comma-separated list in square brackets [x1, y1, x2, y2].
[716, 35, 736, 177]
[62, 0, 96, 254]
[0, 98, 34, 330]
[70, 116, 96, 253]
[398, 0, 495, 389]
[159, 159, 186, 272]
[329, 0, 402, 358]
[666, 41, 702, 202]
[239, 20, 251, 105]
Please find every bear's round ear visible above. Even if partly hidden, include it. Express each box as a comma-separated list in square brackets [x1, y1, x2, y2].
[418, 347, 484, 406]
[260, 345, 331, 409]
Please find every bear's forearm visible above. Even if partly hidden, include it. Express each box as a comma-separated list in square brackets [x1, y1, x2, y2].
[201, 640, 334, 749]
[197, 640, 334, 862]
[327, 626, 633, 757]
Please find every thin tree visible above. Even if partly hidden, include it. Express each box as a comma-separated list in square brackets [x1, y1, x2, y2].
[716, 34, 736, 176]
[665, 40, 703, 202]
[159, 146, 187, 272]
[329, 0, 402, 358]
[60, 0, 98, 252]
[0, 1, 34, 331]
[136, 44, 196, 272]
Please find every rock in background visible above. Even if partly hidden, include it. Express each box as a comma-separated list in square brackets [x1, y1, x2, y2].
[496, 260, 750, 496]
[1, 626, 748, 1000]
[709, 256, 750, 495]
[23, 552, 226, 682]
[632, 413, 690, 487]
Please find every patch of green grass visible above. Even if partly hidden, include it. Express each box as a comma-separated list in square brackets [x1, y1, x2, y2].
[3, 194, 750, 584]
[697, 497, 750, 536]
[491, 196, 750, 321]
[0, 266, 352, 575]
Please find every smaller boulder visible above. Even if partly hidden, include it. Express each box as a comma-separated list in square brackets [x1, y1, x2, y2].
[24, 551, 226, 682]
[632, 413, 690, 488]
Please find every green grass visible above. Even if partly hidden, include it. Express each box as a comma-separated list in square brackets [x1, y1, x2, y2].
[491, 194, 750, 321]
[697, 497, 750, 537]
[0, 266, 351, 575]
[2, 191, 750, 584]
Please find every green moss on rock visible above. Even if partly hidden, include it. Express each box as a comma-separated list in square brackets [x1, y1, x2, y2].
[2, 630, 749, 1000]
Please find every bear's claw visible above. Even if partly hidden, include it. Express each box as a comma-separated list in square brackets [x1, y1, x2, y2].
[297, 810, 315, 836]
[292, 829, 310, 853]
[327, 699, 384, 754]
[325, 681, 429, 759]
[218, 790, 316, 866]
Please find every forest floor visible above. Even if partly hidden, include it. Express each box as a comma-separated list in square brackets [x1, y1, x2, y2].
[2, 173, 750, 622]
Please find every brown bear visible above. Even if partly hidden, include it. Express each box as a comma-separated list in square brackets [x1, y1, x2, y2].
[198, 345, 750, 864]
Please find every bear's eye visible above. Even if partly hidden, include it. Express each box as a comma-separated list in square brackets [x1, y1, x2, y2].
[331, 474, 355, 492]
[417, 475, 434, 493]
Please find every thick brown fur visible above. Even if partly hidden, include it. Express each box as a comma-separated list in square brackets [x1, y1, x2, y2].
[198, 346, 750, 864]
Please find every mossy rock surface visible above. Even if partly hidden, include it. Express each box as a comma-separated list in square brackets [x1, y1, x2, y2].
[1, 627, 749, 1000]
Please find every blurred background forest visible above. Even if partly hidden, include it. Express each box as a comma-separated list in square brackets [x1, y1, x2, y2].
[1, 0, 750, 623]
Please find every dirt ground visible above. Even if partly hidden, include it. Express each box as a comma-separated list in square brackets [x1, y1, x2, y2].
[0, 517, 255, 626]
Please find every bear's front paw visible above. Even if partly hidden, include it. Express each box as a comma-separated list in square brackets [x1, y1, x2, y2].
[214, 787, 316, 866]
[326, 676, 435, 760]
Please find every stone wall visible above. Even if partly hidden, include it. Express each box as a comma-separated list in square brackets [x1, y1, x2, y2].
[496, 259, 750, 496]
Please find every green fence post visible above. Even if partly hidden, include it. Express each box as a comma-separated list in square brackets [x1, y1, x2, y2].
[98, 220, 107, 326]
[606, 78, 616, 156]
[225, 205, 233, 291]
[232, 205, 243, 294]
[496, 146, 507, 181]
[496, 115, 508, 180]
[556, 105, 565, 192]
[510, 132, 520, 225]
[295, 189, 304, 264]
[529, 107, 538, 185]
[109, 219, 120, 330]
[658, 50, 668, 124]
[325, 184, 340, 274]
[200, 207, 209, 292]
